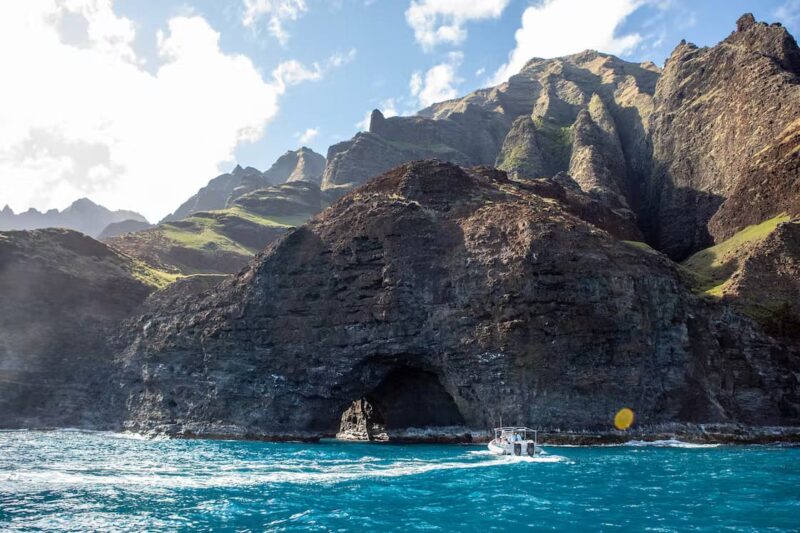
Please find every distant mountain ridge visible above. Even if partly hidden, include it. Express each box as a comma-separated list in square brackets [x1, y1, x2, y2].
[162, 147, 325, 223]
[0, 198, 148, 238]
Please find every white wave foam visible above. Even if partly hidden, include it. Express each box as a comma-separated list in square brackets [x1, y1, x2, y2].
[466, 449, 567, 463]
[507, 454, 567, 463]
[0, 451, 566, 490]
[624, 439, 720, 449]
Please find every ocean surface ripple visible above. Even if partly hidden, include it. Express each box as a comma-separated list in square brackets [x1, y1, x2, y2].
[1, 430, 798, 531]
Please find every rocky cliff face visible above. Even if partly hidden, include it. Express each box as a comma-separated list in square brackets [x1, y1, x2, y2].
[644, 14, 800, 258]
[0, 198, 147, 238]
[273, 147, 326, 185]
[323, 51, 658, 205]
[709, 117, 800, 243]
[683, 217, 800, 338]
[0, 229, 156, 428]
[725, 221, 800, 336]
[116, 161, 799, 441]
[163, 165, 264, 223]
[323, 15, 800, 263]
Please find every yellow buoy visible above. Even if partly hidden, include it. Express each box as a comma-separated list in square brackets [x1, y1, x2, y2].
[614, 408, 635, 430]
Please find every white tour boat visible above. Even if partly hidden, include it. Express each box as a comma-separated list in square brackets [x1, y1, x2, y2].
[488, 426, 540, 456]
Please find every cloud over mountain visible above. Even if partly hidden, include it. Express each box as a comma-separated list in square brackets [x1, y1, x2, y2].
[492, 0, 645, 83]
[0, 0, 338, 221]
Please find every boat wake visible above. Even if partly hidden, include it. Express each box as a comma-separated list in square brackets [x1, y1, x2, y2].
[0, 451, 566, 490]
[466, 449, 567, 463]
[623, 439, 720, 449]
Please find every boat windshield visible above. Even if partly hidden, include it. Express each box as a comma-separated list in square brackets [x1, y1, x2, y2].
[493, 427, 537, 441]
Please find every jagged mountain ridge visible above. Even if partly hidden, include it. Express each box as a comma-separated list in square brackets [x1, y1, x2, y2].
[645, 14, 800, 258]
[162, 147, 325, 223]
[321, 14, 800, 261]
[324, 49, 658, 218]
[0, 198, 148, 238]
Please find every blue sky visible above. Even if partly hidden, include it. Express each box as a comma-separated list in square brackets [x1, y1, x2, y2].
[0, 0, 797, 220]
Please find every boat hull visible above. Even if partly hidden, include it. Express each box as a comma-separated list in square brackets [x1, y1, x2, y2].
[488, 439, 538, 456]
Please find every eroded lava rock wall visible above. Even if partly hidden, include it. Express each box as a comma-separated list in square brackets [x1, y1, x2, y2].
[118, 162, 800, 440]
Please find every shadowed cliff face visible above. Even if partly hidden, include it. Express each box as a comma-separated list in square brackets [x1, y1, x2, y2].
[117, 161, 800, 440]
[0, 229, 155, 428]
[644, 14, 800, 258]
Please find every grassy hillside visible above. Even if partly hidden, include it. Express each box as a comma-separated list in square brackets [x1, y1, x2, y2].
[106, 182, 332, 277]
[681, 214, 790, 296]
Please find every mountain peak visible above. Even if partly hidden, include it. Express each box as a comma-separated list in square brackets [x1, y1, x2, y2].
[68, 197, 99, 209]
[1, 205, 13, 216]
[369, 109, 385, 132]
[736, 13, 756, 32]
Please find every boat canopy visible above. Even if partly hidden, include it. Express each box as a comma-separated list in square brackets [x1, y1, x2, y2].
[493, 427, 538, 441]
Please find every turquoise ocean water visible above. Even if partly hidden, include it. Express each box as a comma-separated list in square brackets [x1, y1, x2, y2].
[1, 430, 798, 531]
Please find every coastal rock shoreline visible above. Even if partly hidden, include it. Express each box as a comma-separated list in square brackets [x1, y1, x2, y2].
[112, 424, 800, 446]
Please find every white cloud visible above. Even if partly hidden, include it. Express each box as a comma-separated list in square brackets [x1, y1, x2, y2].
[405, 0, 510, 50]
[0, 0, 332, 221]
[410, 52, 463, 107]
[242, 0, 307, 45]
[296, 127, 319, 144]
[272, 48, 356, 90]
[492, 0, 645, 83]
[328, 48, 357, 68]
[774, 0, 800, 31]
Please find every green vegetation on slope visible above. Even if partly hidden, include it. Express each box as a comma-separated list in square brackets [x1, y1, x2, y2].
[386, 139, 463, 157]
[225, 207, 310, 229]
[160, 207, 305, 256]
[681, 214, 790, 296]
[532, 117, 573, 173]
[129, 259, 183, 289]
[622, 240, 659, 254]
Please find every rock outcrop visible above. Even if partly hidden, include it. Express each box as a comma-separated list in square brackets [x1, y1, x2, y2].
[163, 165, 263, 223]
[265, 147, 326, 186]
[683, 217, 800, 338]
[725, 221, 800, 336]
[709, 118, 800, 242]
[116, 161, 799, 441]
[0, 198, 148, 238]
[644, 14, 800, 258]
[99, 219, 155, 239]
[163, 148, 326, 223]
[0, 229, 156, 428]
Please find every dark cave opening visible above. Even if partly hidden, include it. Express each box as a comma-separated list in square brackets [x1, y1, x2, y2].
[336, 366, 465, 440]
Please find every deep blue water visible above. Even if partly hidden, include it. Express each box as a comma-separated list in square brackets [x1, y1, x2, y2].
[1, 431, 799, 531]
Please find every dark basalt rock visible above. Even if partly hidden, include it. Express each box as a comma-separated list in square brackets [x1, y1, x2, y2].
[644, 14, 800, 258]
[0, 229, 155, 428]
[116, 161, 800, 441]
